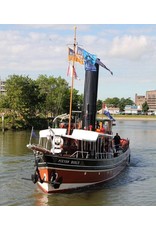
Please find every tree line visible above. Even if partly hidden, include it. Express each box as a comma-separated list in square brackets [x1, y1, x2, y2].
[0, 74, 83, 129]
[0, 74, 136, 129]
[97, 97, 134, 111]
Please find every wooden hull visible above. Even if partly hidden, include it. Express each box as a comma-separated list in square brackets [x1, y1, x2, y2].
[35, 148, 130, 193]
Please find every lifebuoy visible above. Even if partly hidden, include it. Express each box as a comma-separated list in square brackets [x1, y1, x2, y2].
[53, 136, 64, 149]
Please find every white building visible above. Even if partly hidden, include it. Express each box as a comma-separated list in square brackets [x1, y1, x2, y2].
[125, 105, 138, 114]
[108, 107, 120, 115]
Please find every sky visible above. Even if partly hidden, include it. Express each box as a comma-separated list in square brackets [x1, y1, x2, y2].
[1, 1, 156, 103]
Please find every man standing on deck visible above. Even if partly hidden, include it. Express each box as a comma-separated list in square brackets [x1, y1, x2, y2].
[113, 133, 121, 154]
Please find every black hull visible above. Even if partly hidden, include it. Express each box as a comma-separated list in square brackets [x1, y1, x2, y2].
[33, 148, 130, 193]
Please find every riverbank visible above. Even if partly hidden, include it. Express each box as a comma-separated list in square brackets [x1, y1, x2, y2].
[0, 116, 52, 131]
[1, 114, 156, 132]
[97, 114, 156, 121]
[114, 116, 156, 121]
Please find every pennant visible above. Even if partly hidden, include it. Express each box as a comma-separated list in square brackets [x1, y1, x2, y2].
[32, 130, 38, 138]
[96, 59, 113, 75]
[29, 127, 38, 144]
[67, 63, 80, 80]
[102, 103, 115, 121]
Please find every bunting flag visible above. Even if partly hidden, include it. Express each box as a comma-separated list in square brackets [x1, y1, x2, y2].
[67, 63, 80, 80]
[102, 103, 115, 121]
[96, 59, 113, 75]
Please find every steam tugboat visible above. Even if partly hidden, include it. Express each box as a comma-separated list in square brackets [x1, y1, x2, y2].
[27, 27, 130, 193]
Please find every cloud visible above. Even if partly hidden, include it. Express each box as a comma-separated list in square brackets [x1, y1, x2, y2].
[109, 35, 152, 60]
[0, 24, 156, 101]
[0, 29, 68, 74]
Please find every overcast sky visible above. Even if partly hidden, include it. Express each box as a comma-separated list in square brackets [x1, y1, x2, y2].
[1, 2, 156, 101]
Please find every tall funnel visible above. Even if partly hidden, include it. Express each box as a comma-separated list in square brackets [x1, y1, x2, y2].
[82, 63, 99, 130]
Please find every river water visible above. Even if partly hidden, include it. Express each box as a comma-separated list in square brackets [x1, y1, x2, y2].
[1, 120, 156, 206]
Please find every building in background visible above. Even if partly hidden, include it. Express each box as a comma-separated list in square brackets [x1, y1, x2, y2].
[135, 90, 156, 114]
[146, 90, 156, 111]
[0, 79, 6, 95]
[125, 105, 138, 114]
[107, 107, 120, 115]
[135, 93, 146, 110]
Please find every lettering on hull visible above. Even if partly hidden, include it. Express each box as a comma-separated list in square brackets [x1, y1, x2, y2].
[57, 159, 80, 165]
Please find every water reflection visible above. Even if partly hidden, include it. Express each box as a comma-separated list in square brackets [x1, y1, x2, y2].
[0, 131, 30, 156]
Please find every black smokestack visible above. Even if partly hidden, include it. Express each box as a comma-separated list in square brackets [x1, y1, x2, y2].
[82, 63, 99, 130]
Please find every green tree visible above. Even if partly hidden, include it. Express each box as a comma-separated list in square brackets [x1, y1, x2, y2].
[5, 75, 41, 118]
[36, 75, 70, 116]
[104, 97, 120, 107]
[96, 99, 103, 111]
[77, 93, 83, 111]
[0, 94, 9, 110]
[103, 97, 134, 111]
[53, 76, 70, 115]
[142, 101, 149, 114]
[119, 97, 134, 112]
[62, 88, 83, 114]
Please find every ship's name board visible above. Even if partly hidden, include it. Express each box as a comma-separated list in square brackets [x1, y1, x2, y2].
[57, 159, 80, 165]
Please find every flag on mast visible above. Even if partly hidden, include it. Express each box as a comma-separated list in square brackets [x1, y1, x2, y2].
[77, 46, 97, 64]
[77, 46, 97, 71]
[102, 103, 115, 121]
[68, 47, 84, 64]
[67, 63, 80, 80]
[77, 46, 113, 74]
[68, 46, 113, 74]
[68, 47, 75, 62]
[96, 59, 113, 75]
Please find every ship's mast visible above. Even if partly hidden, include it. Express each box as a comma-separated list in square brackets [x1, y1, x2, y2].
[68, 26, 77, 135]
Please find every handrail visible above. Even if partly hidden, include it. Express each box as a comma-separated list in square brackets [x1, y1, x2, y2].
[70, 150, 89, 158]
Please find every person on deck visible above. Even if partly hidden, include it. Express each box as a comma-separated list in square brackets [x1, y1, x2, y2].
[113, 133, 121, 153]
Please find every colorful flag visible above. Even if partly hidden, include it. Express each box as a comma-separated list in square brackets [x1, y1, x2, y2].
[77, 46, 97, 71]
[75, 46, 84, 64]
[68, 46, 113, 74]
[76, 47, 113, 74]
[81, 48, 97, 65]
[102, 103, 115, 121]
[68, 47, 84, 65]
[67, 63, 80, 80]
[85, 60, 97, 71]
[68, 47, 75, 62]
[77, 46, 97, 64]
[96, 59, 113, 75]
